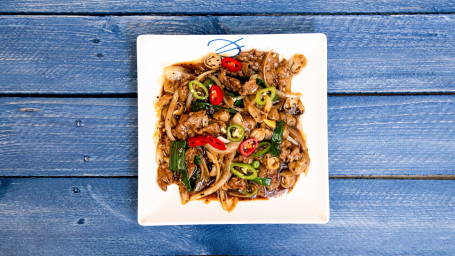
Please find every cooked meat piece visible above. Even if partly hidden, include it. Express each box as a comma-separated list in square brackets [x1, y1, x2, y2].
[283, 98, 305, 116]
[241, 114, 257, 131]
[157, 163, 175, 191]
[227, 176, 248, 191]
[257, 165, 280, 191]
[195, 121, 224, 137]
[267, 107, 279, 120]
[287, 146, 302, 163]
[212, 109, 230, 122]
[280, 140, 293, 163]
[276, 59, 292, 92]
[267, 173, 280, 191]
[250, 128, 272, 141]
[236, 49, 266, 76]
[219, 68, 243, 94]
[158, 135, 172, 156]
[185, 147, 201, 177]
[233, 154, 253, 164]
[279, 112, 297, 126]
[240, 78, 259, 95]
[185, 110, 207, 128]
[178, 80, 189, 102]
[174, 114, 189, 140]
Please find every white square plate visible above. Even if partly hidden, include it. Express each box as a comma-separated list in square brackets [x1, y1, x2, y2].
[137, 34, 328, 225]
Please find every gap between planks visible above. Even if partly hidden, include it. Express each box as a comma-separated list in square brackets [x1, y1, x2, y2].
[1, 175, 454, 180]
[1, 92, 455, 99]
[1, 12, 455, 16]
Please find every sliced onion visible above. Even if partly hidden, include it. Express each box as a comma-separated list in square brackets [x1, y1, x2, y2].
[217, 136, 231, 144]
[264, 95, 272, 114]
[204, 141, 240, 155]
[263, 51, 273, 87]
[285, 124, 307, 150]
[200, 156, 210, 177]
[276, 89, 303, 99]
[287, 136, 299, 145]
[207, 74, 222, 89]
[219, 189, 239, 212]
[185, 91, 193, 111]
[223, 94, 244, 112]
[188, 151, 235, 202]
[165, 90, 179, 141]
[206, 150, 219, 179]
[197, 70, 216, 82]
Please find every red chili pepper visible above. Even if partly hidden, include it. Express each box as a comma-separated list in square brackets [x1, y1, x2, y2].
[209, 84, 224, 105]
[221, 57, 242, 73]
[239, 138, 259, 157]
[187, 136, 208, 147]
[206, 134, 227, 150]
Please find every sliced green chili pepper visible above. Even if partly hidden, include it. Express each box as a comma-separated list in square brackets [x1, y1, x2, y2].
[240, 184, 258, 197]
[251, 177, 272, 187]
[170, 140, 193, 192]
[227, 124, 245, 142]
[270, 121, 284, 157]
[230, 162, 258, 180]
[255, 87, 277, 106]
[191, 101, 238, 115]
[252, 160, 260, 169]
[250, 141, 271, 157]
[189, 80, 208, 100]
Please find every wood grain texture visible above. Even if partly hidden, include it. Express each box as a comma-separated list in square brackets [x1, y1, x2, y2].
[1, 96, 454, 176]
[0, 0, 454, 14]
[0, 15, 454, 94]
[0, 178, 453, 255]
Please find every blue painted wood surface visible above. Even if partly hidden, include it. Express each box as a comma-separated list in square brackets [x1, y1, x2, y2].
[0, 0, 454, 14]
[1, 96, 454, 176]
[0, 15, 454, 94]
[0, 178, 453, 255]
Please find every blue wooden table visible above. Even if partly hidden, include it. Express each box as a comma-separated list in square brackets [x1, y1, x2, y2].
[1, 1, 454, 255]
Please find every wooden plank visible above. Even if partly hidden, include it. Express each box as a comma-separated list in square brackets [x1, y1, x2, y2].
[0, 15, 454, 94]
[0, 0, 454, 14]
[1, 96, 454, 176]
[0, 178, 453, 255]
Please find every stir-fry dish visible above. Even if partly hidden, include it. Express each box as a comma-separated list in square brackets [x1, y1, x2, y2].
[156, 49, 310, 212]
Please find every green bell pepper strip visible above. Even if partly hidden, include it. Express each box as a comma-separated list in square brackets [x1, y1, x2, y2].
[240, 184, 258, 197]
[189, 80, 208, 100]
[227, 124, 245, 142]
[270, 121, 284, 157]
[251, 177, 272, 187]
[169, 140, 193, 192]
[250, 142, 271, 157]
[251, 160, 260, 169]
[230, 162, 258, 180]
[255, 87, 277, 106]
